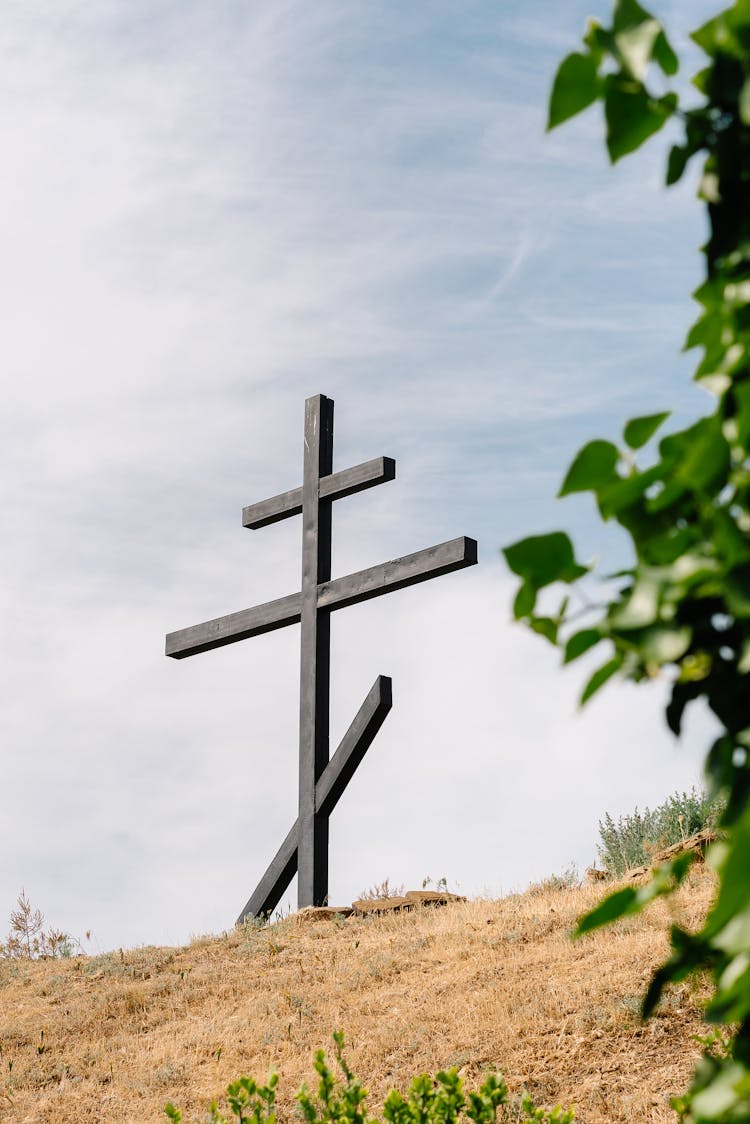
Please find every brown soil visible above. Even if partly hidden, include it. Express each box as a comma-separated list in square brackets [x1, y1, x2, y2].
[0, 867, 716, 1123]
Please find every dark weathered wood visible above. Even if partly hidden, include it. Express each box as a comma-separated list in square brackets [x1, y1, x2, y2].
[165, 592, 301, 658]
[318, 537, 477, 612]
[242, 456, 395, 529]
[165, 539, 476, 660]
[320, 456, 395, 503]
[241, 485, 303, 530]
[315, 675, 392, 818]
[235, 674, 392, 924]
[166, 392, 478, 921]
[236, 818, 299, 923]
[297, 395, 333, 909]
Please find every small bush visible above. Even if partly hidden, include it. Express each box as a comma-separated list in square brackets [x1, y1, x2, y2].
[597, 787, 724, 877]
[0, 890, 75, 960]
[164, 1033, 575, 1123]
[357, 879, 405, 901]
[527, 864, 580, 896]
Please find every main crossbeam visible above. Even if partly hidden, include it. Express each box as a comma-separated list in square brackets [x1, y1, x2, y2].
[165, 536, 476, 659]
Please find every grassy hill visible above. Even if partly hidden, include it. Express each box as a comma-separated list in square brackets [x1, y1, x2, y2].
[0, 867, 716, 1123]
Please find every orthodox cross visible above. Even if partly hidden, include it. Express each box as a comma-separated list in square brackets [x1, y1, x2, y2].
[166, 394, 477, 923]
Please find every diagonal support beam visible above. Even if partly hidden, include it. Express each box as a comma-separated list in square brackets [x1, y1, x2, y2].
[236, 818, 299, 926]
[235, 675, 392, 923]
[165, 537, 477, 660]
[242, 456, 396, 529]
[316, 675, 392, 818]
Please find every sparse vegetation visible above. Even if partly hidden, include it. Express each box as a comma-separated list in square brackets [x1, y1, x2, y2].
[527, 865, 581, 896]
[597, 789, 725, 877]
[165, 1033, 574, 1123]
[0, 873, 715, 1121]
[358, 879, 406, 902]
[0, 889, 75, 961]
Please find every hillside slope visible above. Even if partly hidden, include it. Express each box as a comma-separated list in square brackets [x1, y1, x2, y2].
[0, 869, 715, 1123]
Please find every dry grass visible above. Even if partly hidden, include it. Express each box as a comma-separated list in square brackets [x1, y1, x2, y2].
[0, 868, 716, 1123]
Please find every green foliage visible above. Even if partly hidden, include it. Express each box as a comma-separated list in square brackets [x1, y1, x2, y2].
[165, 1035, 574, 1124]
[505, 1, 750, 1118]
[597, 787, 725, 876]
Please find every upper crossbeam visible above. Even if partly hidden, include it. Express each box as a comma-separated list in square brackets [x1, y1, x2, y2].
[241, 456, 396, 529]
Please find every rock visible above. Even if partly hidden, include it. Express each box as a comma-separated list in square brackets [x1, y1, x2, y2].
[351, 890, 466, 916]
[351, 896, 412, 916]
[293, 906, 353, 921]
[586, 868, 608, 884]
[403, 890, 466, 906]
[649, 827, 719, 865]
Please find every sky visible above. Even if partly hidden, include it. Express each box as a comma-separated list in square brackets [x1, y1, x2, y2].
[0, 0, 724, 951]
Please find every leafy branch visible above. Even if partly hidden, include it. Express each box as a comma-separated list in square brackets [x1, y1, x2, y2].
[504, 1, 750, 1119]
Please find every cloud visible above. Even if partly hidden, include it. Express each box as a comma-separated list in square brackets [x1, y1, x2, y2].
[0, 0, 719, 948]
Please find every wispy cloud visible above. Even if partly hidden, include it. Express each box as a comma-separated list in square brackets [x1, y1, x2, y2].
[0, 0, 716, 946]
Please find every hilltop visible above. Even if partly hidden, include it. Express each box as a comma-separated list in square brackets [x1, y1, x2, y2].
[0, 867, 716, 1123]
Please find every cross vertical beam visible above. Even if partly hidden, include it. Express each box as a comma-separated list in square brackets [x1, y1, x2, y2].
[298, 395, 334, 908]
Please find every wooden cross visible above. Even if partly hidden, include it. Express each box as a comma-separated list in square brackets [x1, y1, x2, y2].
[166, 394, 477, 922]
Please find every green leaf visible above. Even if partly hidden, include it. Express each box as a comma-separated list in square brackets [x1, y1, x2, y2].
[691, 1063, 750, 1118]
[666, 144, 691, 186]
[658, 416, 730, 493]
[611, 0, 678, 75]
[733, 381, 750, 445]
[580, 654, 623, 704]
[529, 615, 559, 643]
[692, 65, 712, 94]
[692, 12, 743, 59]
[740, 77, 750, 125]
[604, 78, 677, 163]
[714, 510, 750, 568]
[652, 29, 679, 76]
[702, 803, 750, 939]
[503, 532, 588, 590]
[548, 52, 601, 129]
[576, 886, 638, 935]
[597, 464, 662, 519]
[615, 19, 662, 81]
[612, 0, 653, 32]
[577, 855, 694, 938]
[564, 628, 603, 664]
[559, 439, 619, 497]
[513, 581, 536, 619]
[674, 416, 730, 492]
[623, 412, 670, 450]
[666, 680, 702, 735]
[645, 477, 686, 513]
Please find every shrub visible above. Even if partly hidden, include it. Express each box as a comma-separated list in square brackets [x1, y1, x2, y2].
[527, 864, 581, 896]
[357, 879, 405, 901]
[164, 1033, 575, 1123]
[597, 788, 725, 877]
[0, 890, 75, 960]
